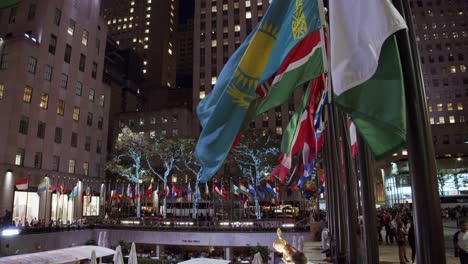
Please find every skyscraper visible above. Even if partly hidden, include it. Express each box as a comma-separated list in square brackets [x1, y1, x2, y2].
[0, 0, 111, 222]
[101, 0, 178, 109]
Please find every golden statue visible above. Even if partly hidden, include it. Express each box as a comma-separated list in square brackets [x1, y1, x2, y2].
[273, 228, 307, 264]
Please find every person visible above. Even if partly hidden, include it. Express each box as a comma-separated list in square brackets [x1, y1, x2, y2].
[453, 220, 468, 264]
[396, 222, 409, 264]
[408, 221, 416, 263]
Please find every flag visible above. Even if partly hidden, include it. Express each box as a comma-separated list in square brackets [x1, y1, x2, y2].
[146, 183, 153, 198]
[231, 183, 241, 196]
[213, 183, 223, 197]
[118, 184, 124, 200]
[164, 184, 170, 198]
[195, 0, 321, 182]
[187, 182, 192, 200]
[257, 186, 267, 199]
[330, 0, 407, 159]
[239, 183, 249, 196]
[48, 178, 56, 192]
[126, 184, 132, 198]
[222, 185, 229, 199]
[57, 180, 63, 197]
[266, 183, 276, 197]
[349, 120, 358, 157]
[15, 178, 28, 190]
[270, 75, 325, 182]
[241, 30, 324, 128]
[37, 178, 48, 194]
[248, 183, 257, 196]
[86, 186, 92, 204]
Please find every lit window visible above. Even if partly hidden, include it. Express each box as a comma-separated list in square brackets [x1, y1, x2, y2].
[123, 24, 127, 29]
[146, 21, 150, 26]
[147, 7, 151, 11]
[144, 45, 148, 49]
[457, 102, 464, 111]
[199, 91, 206, 99]
[68, 160, 75, 173]
[212, 40, 217, 47]
[235, 25, 240, 32]
[447, 103, 453, 111]
[461, 65, 466, 73]
[428, 105, 433, 112]
[139, 118, 145, 126]
[99, 95, 105, 107]
[145, 29, 150, 33]
[129, 24, 133, 28]
[23, 86, 33, 103]
[168, 48, 172, 55]
[131, 1, 135, 5]
[57, 100, 65, 115]
[107, 20, 111, 25]
[148, 0, 151, 3]
[143, 61, 147, 65]
[40, 93, 49, 109]
[143, 69, 147, 74]
[73, 106, 80, 121]
[146, 14, 151, 18]
[0, 83, 4, 99]
[67, 19, 75, 36]
[130, 8, 134, 13]
[436, 103, 443, 112]
[246, 11, 252, 19]
[133, 38, 137, 42]
[402, 149, 408, 156]
[430, 117, 435, 124]
[450, 66, 457, 73]
[83, 162, 89, 175]
[82, 30, 89, 46]
[15, 148, 24, 166]
[460, 116, 465, 123]
[112, 19, 116, 24]
[129, 17, 133, 21]
[211, 77, 217, 85]
[449, 116, 455, 123]
[223, 4, 228, 10]
[276, 127, 283, 135]
[150, 131, 156, 138]
[438, 116, 445, 124]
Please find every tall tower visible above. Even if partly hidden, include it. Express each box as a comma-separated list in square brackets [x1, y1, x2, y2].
[192, 0, 305, 136]
[101, 0, 178, 109]
[0, 0, 111, 222]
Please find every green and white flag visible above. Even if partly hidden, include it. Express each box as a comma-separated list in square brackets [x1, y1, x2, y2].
[231, 183, 240, 196]
[330, 0, 408, 159]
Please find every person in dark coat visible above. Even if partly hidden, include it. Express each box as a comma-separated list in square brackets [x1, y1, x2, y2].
[408, 220, 415, 263]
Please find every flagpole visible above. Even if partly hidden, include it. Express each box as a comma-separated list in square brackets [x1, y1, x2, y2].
[357, 135, 379, 264]
[24, 176, 30, 227]
[393, 1, 446, 263]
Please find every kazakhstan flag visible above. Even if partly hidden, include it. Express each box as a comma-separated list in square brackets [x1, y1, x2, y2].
[196, 0, 321, 182]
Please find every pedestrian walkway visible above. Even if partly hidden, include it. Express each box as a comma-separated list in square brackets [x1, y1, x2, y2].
[303, 241, 459, 264]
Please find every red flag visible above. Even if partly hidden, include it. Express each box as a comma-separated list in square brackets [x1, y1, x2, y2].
[15, 178, 28, 190]
[146, 183, 153, 198]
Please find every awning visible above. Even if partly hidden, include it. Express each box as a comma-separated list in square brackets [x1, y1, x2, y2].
[0, 245, 115, 264]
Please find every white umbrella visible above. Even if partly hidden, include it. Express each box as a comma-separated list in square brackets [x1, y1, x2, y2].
[113, 245, 124, 264]
[90, 250, 97, 264]
[252, 252, 262, 264]
[128, 242, 138, 264]
[178, 258, 231, 264]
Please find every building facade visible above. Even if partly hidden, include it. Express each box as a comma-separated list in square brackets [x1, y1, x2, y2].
[0, 0, 111, 224]
[101, 0, 178, 109]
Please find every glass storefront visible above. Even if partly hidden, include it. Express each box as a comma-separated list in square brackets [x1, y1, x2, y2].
[12, 191, 39, 226]
[51, 194, 69, 224]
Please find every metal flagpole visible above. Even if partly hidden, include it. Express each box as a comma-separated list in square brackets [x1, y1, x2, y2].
[357, 135, 379, 264]
[393, 0, 446, 263]
[338, 112, 359, 264]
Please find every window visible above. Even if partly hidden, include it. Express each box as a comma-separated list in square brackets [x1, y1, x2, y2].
[27, 3, 36, 20]
[68, 19, 75, 36]
[457, 102, 464, 111]
[150, 117, 156, 124]
[34, 152, 42, 169]
[96, 140, 102, 154]
[57, 100, 65, 115]
[87, 112, 93, 126]
[19, 116, 29, 135]
[0, 52, 8, 69]
[37, 122, 45, 139]
[39, 93, 49, 109]
[15, 148, 24, 166]
[75, 81, 82, 96]
[79, 54, 86, 72]
[88, 89, 95, 102]
[85, 136, 91, 151]
[68, 160, 76, 173]
[71, 132, 78, 147]
[449, 115, 456, 123]
[99, 95, 105, 107]
[8, 6, 17, 24]
[437, 103, 443, 112]
[172, 129, 178, 136]
[150, 131, 156, 138]
[83, 162, 89, 176]
[57, 75, 67, 92]
[447, 103, 453, 111]
[81, 30, 89, 46]
[49, 34, 57, 54]
[161, 130, 167, 136]
[23, 86, 32, 103]
[53, 8, 61, 25]
[438, 116, 445, 124]
[139, 118, 144, 126]
[64, 44, 72, 63]
[52, 155, 60, 171]
[91, 62, 97, 79]
[44, 65, 53, 81]
[0, 83, 4, 99]
[27, 56, 37, 73]
[73, 106, 80, 121]
[97, 117, 103, 130]
[54, 127, 62, 143]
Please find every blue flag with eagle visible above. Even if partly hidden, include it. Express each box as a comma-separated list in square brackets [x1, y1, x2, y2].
[196, 0, 321, 183]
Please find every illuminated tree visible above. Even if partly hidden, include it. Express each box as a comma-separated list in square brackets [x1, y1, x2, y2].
[232, 129, 280, 220]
